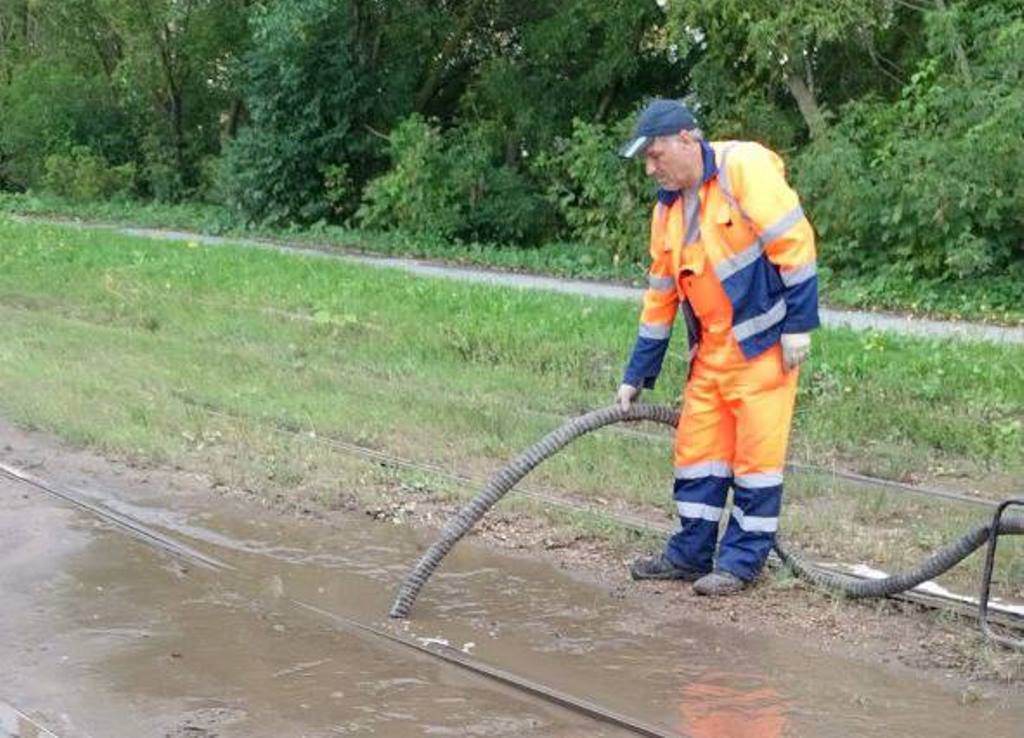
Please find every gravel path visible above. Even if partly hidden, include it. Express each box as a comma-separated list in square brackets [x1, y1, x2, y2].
[21, 217, 1024, 345]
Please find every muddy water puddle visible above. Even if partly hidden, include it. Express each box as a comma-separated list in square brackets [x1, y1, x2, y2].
[1, 471, 1021, 738]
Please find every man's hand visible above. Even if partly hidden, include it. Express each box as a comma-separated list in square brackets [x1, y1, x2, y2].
[616, 383, 641, 411]
[781, 333, 811, 371]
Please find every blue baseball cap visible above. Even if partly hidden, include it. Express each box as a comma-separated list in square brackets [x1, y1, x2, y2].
[619, 99, 698, 158]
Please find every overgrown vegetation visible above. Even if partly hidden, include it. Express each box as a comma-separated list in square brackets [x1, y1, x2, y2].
[1, 1, 1020, 309]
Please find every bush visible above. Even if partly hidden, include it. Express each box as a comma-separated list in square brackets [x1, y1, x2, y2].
[43, 147, 136, 202]
[358, 115, 554, 245]
[461, 163, 554, 246]
[216, 0, 373, 226]
[139, 132, 187, 203]
[357, 115, 460, 240]
[794, 15, 1024, 281]
[534, 115, 650, 265]
[0, 62, 132, 190]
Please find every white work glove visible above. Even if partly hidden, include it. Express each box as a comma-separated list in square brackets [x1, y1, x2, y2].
[781, 333, 811, 371]
[616, 383, 641, 411]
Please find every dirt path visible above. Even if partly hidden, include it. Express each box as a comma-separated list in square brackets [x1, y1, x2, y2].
[12, 215, 1024, 345]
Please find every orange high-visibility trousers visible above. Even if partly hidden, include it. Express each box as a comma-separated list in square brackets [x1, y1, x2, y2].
[666, 343, 798, 579]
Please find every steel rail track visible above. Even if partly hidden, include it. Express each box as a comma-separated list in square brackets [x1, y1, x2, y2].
[0, 462, 684, 738]
[180, 393, 1005, 512]
[4, 297, 1002, 512]
[0, 462, 230, 571]
[289, 600, 683, 738]
[0, 697, 61, 738]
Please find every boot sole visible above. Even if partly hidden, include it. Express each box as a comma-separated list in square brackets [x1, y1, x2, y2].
[630, 568, 705, 582]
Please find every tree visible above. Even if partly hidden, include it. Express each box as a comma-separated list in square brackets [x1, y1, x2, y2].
[218, 0, 376, 225]
[92, 0, 251, 199]
[665, 0, 897, 140]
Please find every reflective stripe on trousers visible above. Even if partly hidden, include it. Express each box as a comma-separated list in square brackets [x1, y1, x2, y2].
[664, 344, 798, 580]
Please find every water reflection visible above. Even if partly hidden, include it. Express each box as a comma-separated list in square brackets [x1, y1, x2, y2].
[679, 672, 787, 738]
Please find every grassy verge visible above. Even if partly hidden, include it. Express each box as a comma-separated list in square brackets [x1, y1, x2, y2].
[0, 215, 1021, 597]
[0, 191, 633, 283]
[2, 191, 1022, 325]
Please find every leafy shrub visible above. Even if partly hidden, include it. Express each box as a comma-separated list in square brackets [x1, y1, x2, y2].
[358, 115, 554, 245]
[535, 115, 650, 265]
[216, 0, 372, 226]
[461, 163, 554, 246]
[322, 163, 356, 219]
[795, 14, 1024, 281]
[43, 147, 136, 201]
[444, 122, 554, 246]
[140, 131, 187, 204]
[0, 63, 132, 190]
[357, 115, 460, 240]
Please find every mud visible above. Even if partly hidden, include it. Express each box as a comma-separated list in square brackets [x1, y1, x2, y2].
[1, 419, 1022, 738]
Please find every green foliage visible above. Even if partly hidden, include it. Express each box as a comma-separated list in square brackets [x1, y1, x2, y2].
[1, 0, 1023, 296]
[0, 62, 131, 189]
[358, 115, 553, 245]
[463, 164, 554, 246]
[795, 6, 1024, 281]
[43, 146, 135, 202]
[691, 72, 802, 151]
[465, 1, 681, 153]
[216, 0, 372, 226]
[357, 115, 459, 240]
[666, 0, 898, 139]
[535, 116, 650, 264]
[0, 0, 250, 199]
[322, 163, 354, 219]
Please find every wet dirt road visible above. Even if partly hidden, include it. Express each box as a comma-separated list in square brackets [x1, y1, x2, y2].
[1, 442, 1022, 737]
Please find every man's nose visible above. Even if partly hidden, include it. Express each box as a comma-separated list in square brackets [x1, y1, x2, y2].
[645, 157, 657, 176]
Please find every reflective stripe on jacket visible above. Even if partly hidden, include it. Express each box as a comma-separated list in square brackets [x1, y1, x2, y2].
[623, 140, 819, 389]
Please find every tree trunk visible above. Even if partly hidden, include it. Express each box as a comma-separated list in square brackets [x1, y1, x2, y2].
[783, 70, 827, 139]
[223, 98, 247, 140]
[414, 0, 484, 112]
[139, 3, 186, 184]
[155, 26, 186, 176]
[0, 0, 32, 84]
[595, 79, 620, 122]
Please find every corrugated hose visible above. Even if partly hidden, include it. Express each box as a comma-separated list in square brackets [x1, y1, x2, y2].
[389, 404, 1023, 623]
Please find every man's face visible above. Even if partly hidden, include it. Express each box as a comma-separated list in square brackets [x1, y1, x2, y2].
[643, 132, 701, 191]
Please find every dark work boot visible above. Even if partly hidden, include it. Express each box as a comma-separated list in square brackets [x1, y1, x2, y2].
[630, 554, 706, 581]
[692, 570, 746, 596]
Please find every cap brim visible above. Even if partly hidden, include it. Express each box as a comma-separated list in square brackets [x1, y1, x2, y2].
[618, 135, 650, 158]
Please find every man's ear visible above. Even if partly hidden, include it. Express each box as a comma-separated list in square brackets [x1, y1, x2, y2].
[677, 130, 696, 146]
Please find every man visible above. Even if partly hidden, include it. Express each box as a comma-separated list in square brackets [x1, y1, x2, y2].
[617, 99, 819, 596]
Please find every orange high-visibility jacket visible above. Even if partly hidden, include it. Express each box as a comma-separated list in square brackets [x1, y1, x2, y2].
[623, 140, 819, 389]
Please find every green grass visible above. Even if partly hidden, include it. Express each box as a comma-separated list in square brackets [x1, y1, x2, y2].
[0, 190, 635, 284]
[0, 215, 1022, 592]
[2, 190, 1022, 324]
